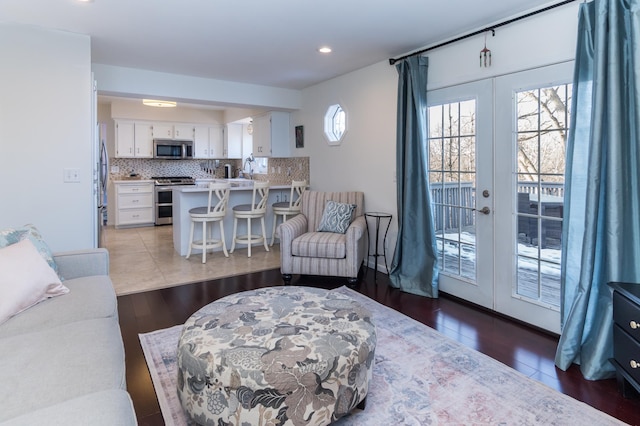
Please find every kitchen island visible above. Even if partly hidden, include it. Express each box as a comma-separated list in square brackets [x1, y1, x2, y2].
[173, 180, 291, 256]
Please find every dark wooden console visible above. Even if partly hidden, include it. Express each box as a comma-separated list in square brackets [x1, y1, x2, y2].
[609, 282, 640, 398]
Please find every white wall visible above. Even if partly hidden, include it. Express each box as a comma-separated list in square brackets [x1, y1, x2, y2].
[93, 64, 302, 111]
[295, 2, 580, 264]
[294, 62, 398, 258]
[109, 99, 224, 124]
[0, 23, 93, 252]
[426, 2, 579, 90]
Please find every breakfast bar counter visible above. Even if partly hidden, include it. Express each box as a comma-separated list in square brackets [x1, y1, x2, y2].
[173, 180, 290, 255]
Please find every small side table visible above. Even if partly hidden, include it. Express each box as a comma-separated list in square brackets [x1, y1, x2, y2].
[364, 212, 392, 281]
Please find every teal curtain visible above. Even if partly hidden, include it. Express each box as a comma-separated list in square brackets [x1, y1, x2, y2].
[555, 0, 640, 380]
[389, 56, 439, 297]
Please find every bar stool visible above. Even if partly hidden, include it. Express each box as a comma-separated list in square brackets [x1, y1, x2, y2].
[230, 181, 270, 257]
[270, 179, 306, 246]
[186, 182, 230, 263]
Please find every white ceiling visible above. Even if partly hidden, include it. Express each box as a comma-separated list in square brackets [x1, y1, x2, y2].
[2, 0, 557, 92]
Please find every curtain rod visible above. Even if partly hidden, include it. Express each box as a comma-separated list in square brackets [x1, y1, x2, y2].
[389, 0, 577, 65]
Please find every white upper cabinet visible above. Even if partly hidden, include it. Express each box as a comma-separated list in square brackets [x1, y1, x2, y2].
[174, 124, 194, 140]
[194, 125, 224, 158]
[115, 121, 135, 157]
[152, 123, 173, 139]
[224, 123, 243, 159]
[209, 126, 224, 158]
[134, 123, 154, 157]
[193, 125, 209, 158]
[251, 111, 290, 157]
[115, 120, 153, 158]
[152, 123, 194, 140]
[115, 120, 237, 158]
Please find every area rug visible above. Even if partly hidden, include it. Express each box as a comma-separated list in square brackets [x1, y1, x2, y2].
[139, 286, 625, 425]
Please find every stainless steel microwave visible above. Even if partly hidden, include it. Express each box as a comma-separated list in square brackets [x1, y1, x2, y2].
[153, 139, 193, 160]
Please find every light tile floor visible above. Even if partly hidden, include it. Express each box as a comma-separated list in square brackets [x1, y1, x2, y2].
[103, 225, 281, 295]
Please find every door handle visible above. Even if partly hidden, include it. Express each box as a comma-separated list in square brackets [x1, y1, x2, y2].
[474, 206, 491, 215]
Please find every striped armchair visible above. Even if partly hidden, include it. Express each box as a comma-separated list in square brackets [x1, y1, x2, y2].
[279, 191, 366, 285]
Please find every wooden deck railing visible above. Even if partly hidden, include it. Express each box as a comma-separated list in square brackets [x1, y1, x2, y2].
[431, 181, 564, 232]
[517, 181, 564, 197]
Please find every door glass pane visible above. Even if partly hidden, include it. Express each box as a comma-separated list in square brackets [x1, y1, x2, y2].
[429, 105, 443, 138]
[429, 139, 443, 170]
[515, 84, 570, 308]
[443, 103, 458, 137]
[460, 137, 476, 171]
[429, 99, 477, 282]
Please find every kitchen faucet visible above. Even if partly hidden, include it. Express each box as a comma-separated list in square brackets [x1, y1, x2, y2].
[244, 154, 255, 179]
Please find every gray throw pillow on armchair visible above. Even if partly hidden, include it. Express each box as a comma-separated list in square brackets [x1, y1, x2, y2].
[317, 201, 356, 234]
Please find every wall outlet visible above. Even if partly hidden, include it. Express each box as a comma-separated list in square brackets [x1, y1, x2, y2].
[278, 166, 281, 173]
[63, 168, 80, 183]
[110, 165, 119, 174]
[287, 167, 291, 176]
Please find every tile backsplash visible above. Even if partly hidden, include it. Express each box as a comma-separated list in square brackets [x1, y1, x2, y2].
[110, 157, 309, 185]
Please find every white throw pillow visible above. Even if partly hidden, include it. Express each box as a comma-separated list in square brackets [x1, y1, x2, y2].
[0, 238, 69, 325]
[0, 224, 63, 280]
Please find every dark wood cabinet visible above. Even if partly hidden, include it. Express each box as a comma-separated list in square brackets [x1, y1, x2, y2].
[609, 282, 640, 398]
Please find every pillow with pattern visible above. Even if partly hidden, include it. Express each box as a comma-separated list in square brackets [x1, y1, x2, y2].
[317, 201, 356, 234]
[0, 224, 63, 280]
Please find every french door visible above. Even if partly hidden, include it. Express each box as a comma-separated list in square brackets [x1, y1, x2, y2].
[427, 62, 573, 333]
[428, 79, 494, 309]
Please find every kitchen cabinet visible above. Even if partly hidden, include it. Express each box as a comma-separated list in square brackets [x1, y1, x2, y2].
[224, 123, 243, 159]
[252, 111, 290, 157]
[193, 126, 208, 158]
[114, 182, 154, 228]
[194, 125, 224, 158]
[152, 123, 173, 139]
[115, 120, 153, 158]
[152, 123, 194, 140]
[174, 125, 194, 140]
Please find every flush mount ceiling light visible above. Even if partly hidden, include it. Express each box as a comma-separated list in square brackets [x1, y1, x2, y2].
[318, 47, 332, 54]
[142, 99, 177, 108]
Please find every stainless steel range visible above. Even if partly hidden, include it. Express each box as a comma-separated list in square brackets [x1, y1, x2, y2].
[153, 176, 195, 225]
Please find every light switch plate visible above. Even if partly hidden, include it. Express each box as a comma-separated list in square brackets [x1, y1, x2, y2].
[63, 168, 80, 183]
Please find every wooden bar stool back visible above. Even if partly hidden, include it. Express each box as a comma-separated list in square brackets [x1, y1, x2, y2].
[185, 182, 230, 263]
[270, 179, 307, 246]
[230, 180, 270, 257]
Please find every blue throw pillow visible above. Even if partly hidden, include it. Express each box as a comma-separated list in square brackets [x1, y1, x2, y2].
[0, 224, 63, 280]
[317, 201, 356, 234]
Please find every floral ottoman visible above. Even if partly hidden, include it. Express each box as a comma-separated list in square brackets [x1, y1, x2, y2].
[177, 286, 376, 426]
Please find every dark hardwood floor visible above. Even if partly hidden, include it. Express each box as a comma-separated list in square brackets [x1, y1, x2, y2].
[118, 268, 640, 425]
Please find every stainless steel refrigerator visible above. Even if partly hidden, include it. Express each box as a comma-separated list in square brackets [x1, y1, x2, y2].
[94, 122, 108, 247]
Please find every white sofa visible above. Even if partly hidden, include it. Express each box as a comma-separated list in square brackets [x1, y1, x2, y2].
[0, 248, 137, 425]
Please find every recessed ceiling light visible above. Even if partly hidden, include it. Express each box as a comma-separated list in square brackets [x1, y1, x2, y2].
[318, 47, 332, 54]
[142, 99, 177, 108]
